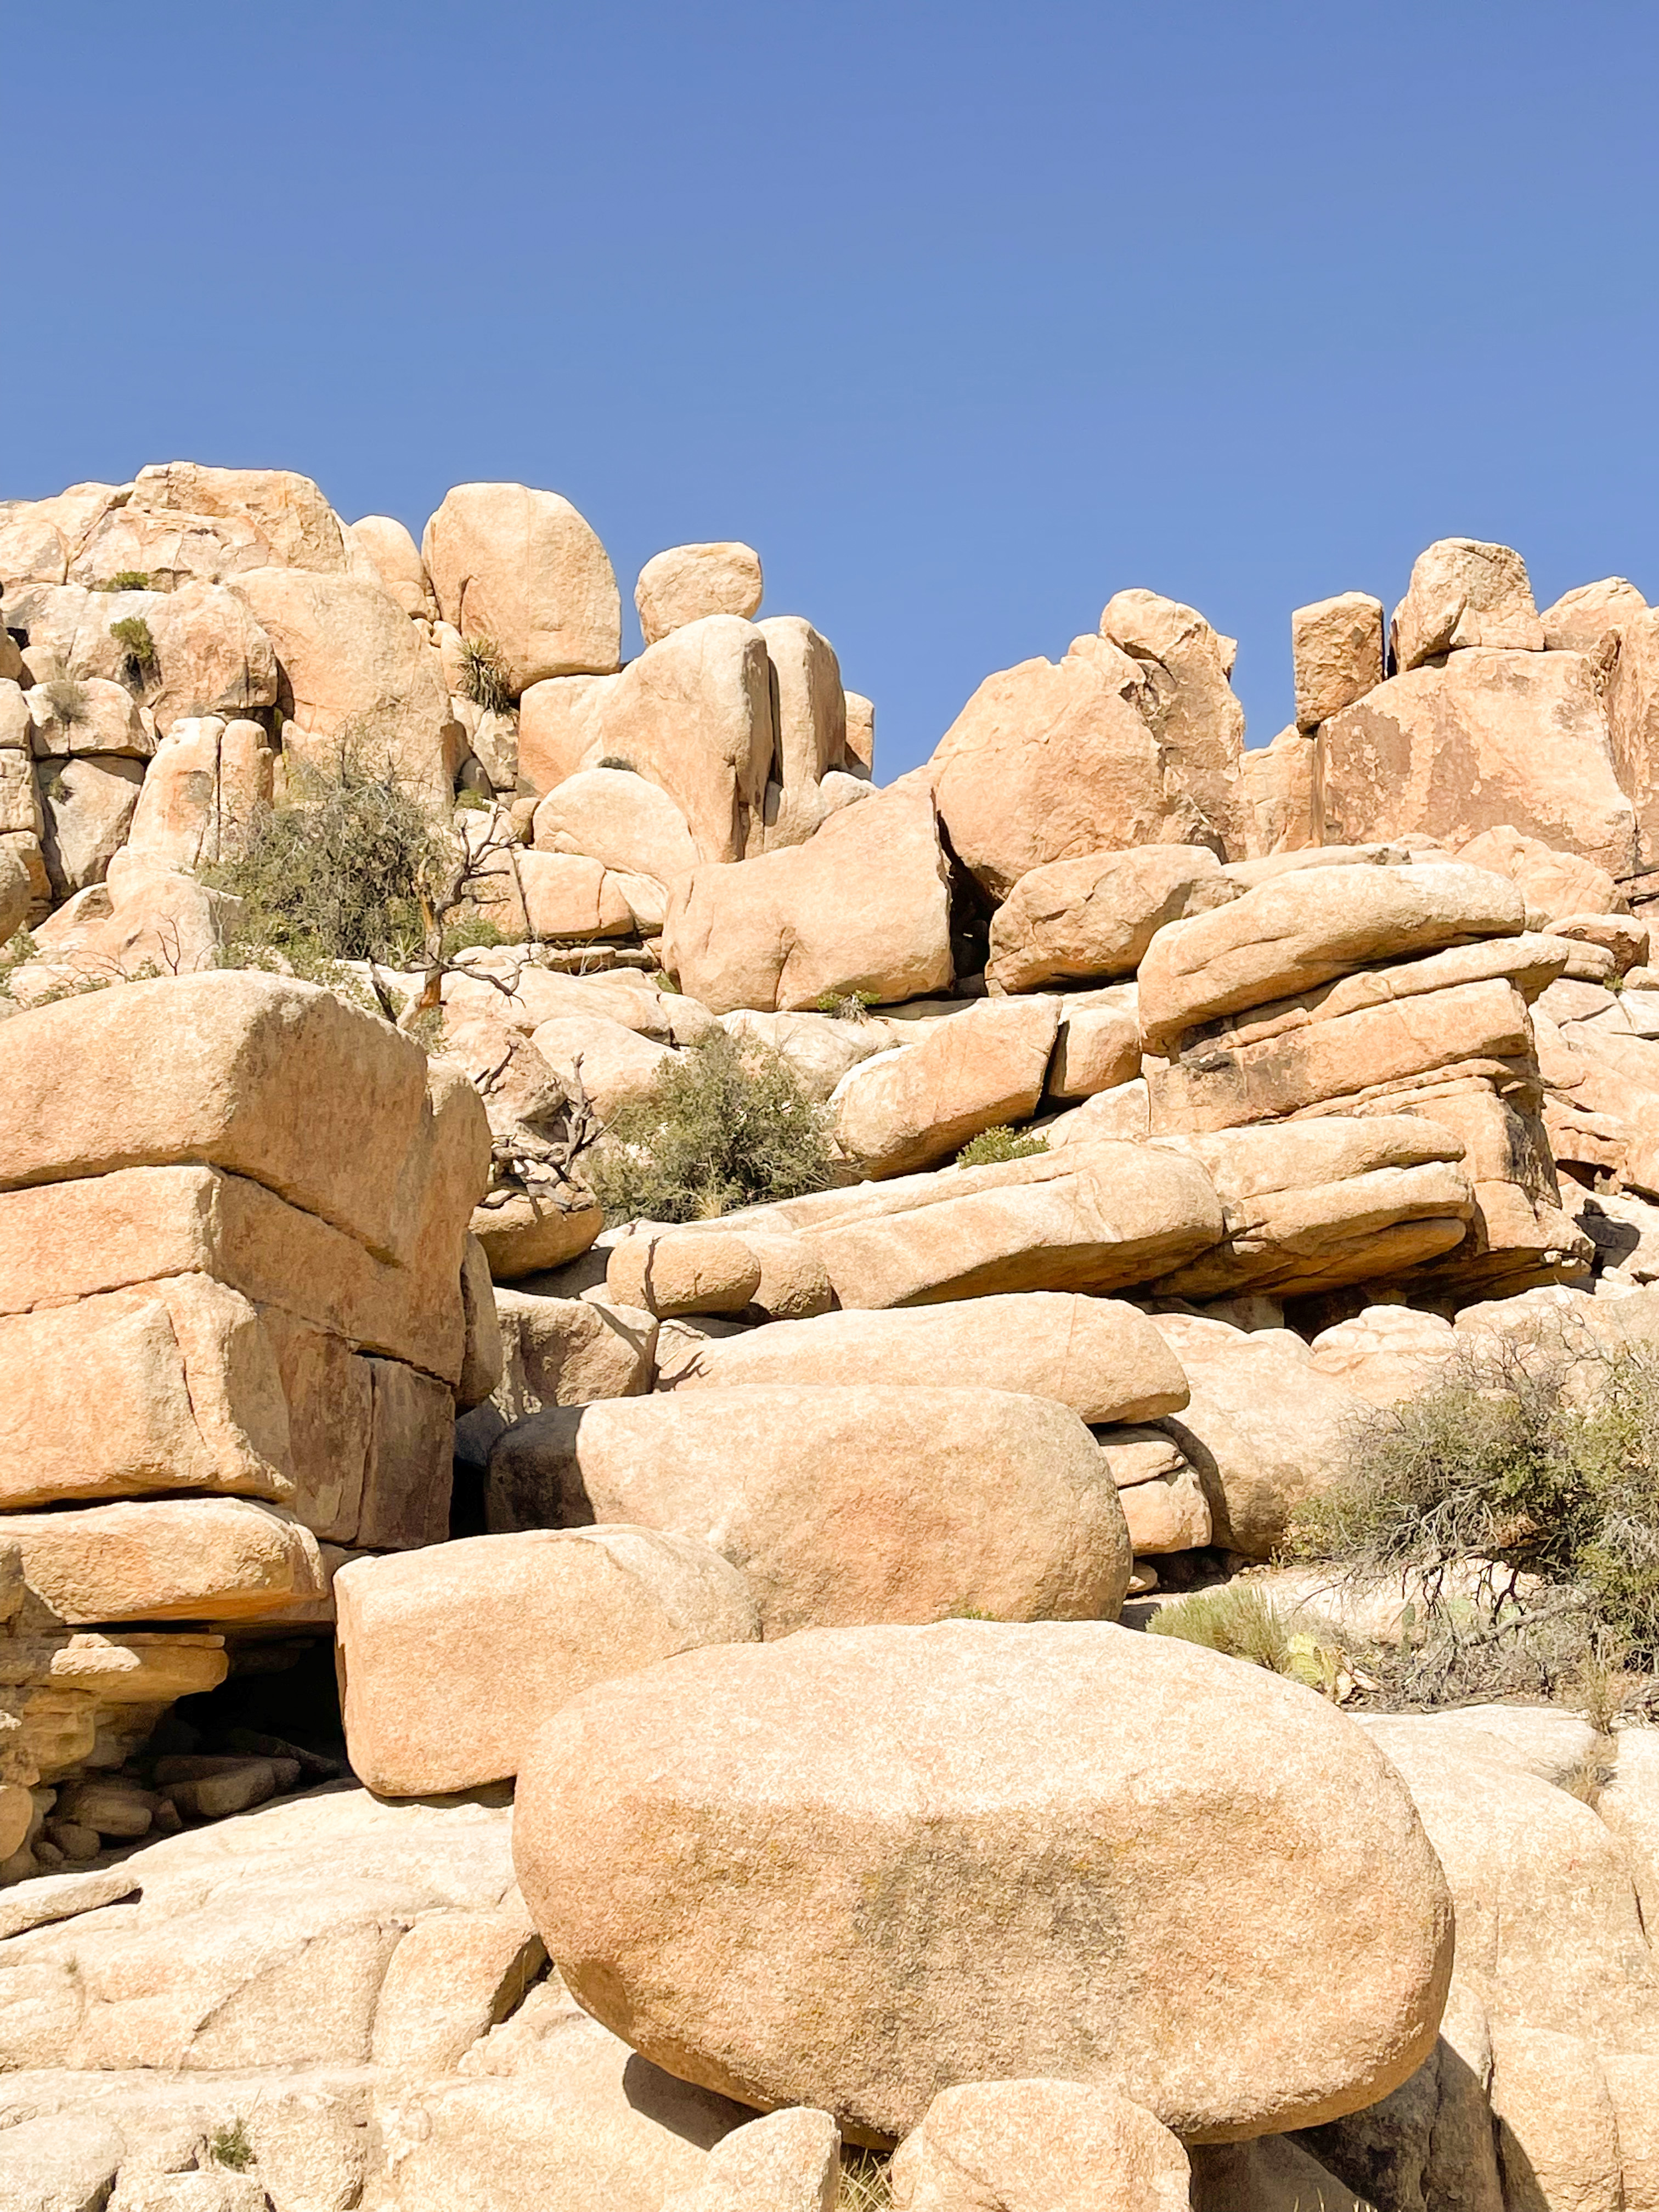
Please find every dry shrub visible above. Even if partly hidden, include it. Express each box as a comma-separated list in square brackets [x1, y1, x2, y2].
[587, 1029, 834, 1224]
[1147, 1583, 1346, 1694]
[839, 2149, 891, 2212]
[1292, 1332, 1659, 1707]
[955, 1124, 1047, 1168]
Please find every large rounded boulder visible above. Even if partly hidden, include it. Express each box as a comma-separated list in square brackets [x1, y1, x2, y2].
[487, 1385, 1132, 1635]
[514, 1621, 1454, 2145]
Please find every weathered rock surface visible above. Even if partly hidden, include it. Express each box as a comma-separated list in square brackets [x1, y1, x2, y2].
[1097, 590, 1249, 856]
[424, 482, 621, 690]
[336, 1527, 758, 1795]
[513, 1622, 1453, 2142]
[488, 1387, 1132, 1633]
[662, 1291, 1188, 1424]
[532, 766, 698, 887]
[1391, 539, 1545, 669]
[986, 845, 1227, 995]
[636, 543, 764, 645]
[663, 783, 952, 1013]
[1137, 862, 1525, 1053]
[1292, 592, 1385, 730]
[1321, 653, 1635, 877]
[1149, 1314, 1369, 1555]
[4, 1497, 325, 1623]
[832, 999, 1059, 1177]
[889, 2079, 1190, 2212]
[9, 579, 280, 735]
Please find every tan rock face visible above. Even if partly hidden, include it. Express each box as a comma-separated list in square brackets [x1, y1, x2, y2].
[533, 767, 698, 887]
[26, 674, 151, 759]
[1047, 994, 1141, 1101]
[1151, 1116, 1474, 1301]
[667, 2106, 840, 2212]
[19, 848, 239, 993]
[424, 482, 622, 690]
[1455, 824, 1624, 925]
[513, 1621, 1453, 2142]
[605, 1232, 763, 1318]
[663, 1292, 1189, 1425]
[1392, 540, 1545, 670]
[1149, 1314, 1371, 1554]
[1539, 576, 1647, 651]
[987, 845, 1228, 994]
[1137, 862, 1525, 1053]
[124, 715, 274, 873]
[889, 2079, 1190, 2212]
[129, 463, 352, 574]
[832, 1000, 1059, 1178]
[1604, 607, 1659, 871]
[756, 616, 847, 850]
[1321, 652, 1635, 877]
[0, 972, 486, 1272]
[4, 1497, 325, 1624]
[348, 513, 431, 616]
[228, 567, 460, 804]
[844, 691, 876, 776]
[488, 1386, 1132, 1634]
[471, 1188, 604, 1283]
[335, 1526, 759, 1795]
[0, 842, 27, 946]
[489, 1289, 657, 1413]
[729, 1138, 1223, 1308]
[636, 543, 764, 645]
[0, 1276, 294, 1510]
[37, 755, 145, 898]
[928, 652, 1173, 900]
[1097, 589, 1248, 856]
[515, 850, 635, 942]
[9, 579, 280, 735]
[1292, 592, 1385, 730]
[664, 783, 953, 1014]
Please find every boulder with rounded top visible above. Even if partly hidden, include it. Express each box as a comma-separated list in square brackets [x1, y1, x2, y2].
[636, 542, 764, 644]
[424, 482, 622, 690]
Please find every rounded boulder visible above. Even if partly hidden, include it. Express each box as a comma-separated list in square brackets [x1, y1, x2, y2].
[514, 1621, 1454, 2144]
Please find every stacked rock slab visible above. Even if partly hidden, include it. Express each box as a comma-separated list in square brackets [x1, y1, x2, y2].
[0, 972, 490, 1815]
[1138, 860, 1592, 1300]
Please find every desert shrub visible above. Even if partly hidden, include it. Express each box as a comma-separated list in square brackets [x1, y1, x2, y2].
[208, 751, 457, 974]
[109, 614, 157, 673]
[35, 675, 91, 726]
[98, 570, 151, 591]
[596, 754, 637, 771]
[1293, 1335, 1659, 1697]
[811, 987, 877, 1020]
[587, 1029, 834, 1224]
[457, 634, 515, 714]
[441, 915, 506, 958]
[1148, 1583, 1344, 1692]
[955, 1124, 1047, 1168]
[207, 2118, 253, 2171]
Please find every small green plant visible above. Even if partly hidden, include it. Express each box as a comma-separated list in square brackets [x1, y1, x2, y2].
[587, 1029, 835, 1224]
[109, 615, 158, 674]
[839, 2148, 892, 2212]
[207, 2118, 253, 2171]
[955, 1124, 1048, 1169]
[36, 675, 91, 726]
[0, 928, 38, 998]
[98, 571, 151, 591]
[811, 988, 877, 1020]
[596, 754, 637, 772]
[457, 635, 515, 714]
[440, 915, 507, 958]
[1149, 1584, 1347, 1693]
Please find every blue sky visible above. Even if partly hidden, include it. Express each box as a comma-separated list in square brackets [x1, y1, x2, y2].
[5, 3, 1658, 776]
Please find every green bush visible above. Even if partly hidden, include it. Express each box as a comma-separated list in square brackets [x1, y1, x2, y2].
[98, 570, 151, 591]
[456, 635, 515, 714]
[955, 1124, 1048, 1168]
[109, 614, 157, 673]
[207, 2118, 253, 2171]
[587, 1029, 835, 1224]
[811, 987, 877, 1020]
[1293, 1335, 1659, 1688]
[208, 751, 458, 974]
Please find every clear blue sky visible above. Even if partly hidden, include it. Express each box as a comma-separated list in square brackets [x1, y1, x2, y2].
[6, 4, 1657, 776]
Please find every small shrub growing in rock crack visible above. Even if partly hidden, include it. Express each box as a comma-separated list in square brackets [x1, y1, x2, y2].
[207, 2118, 253, 2171]
[456, 634, 515, 714]
[812, 986, 877, 1020]
[587, 1029, 834, 1224]
[109, 614, 157, 675]
[1291, 1335, 1659, 1703]
[955, 1125, 1047, 1169]
[35, 675, 91, 726]
[208, 749, 456, 974]
[596, 754, 637, 772]
[97, 570, 151, 591]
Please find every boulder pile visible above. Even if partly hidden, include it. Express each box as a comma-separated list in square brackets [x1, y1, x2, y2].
[11, 473, 1659, 2207]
